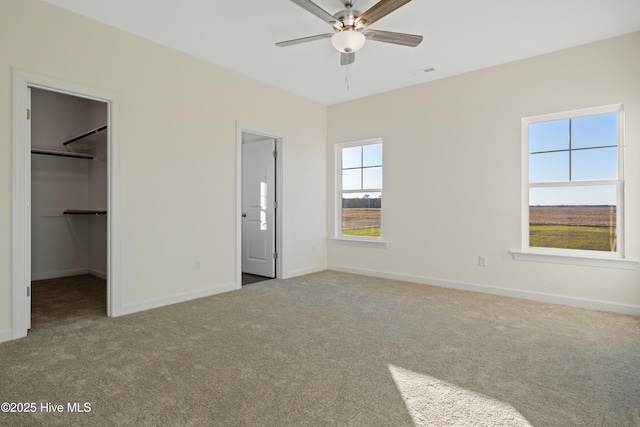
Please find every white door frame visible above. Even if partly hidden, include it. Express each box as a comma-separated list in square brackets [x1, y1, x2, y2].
[236, 122, 284, 287]
[11, 68, 123, 340]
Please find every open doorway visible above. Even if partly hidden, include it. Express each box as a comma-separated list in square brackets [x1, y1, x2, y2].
[12, 69, 122, 340]
[30, 87, 108, 328]
[236, 124, 283, 287]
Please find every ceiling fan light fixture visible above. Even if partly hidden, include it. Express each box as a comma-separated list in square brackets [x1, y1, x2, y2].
[331, 30, 366, 53]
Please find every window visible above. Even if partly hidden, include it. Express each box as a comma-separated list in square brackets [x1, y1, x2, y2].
[337, 139, 383, 239]
[522, 105, 624, 257]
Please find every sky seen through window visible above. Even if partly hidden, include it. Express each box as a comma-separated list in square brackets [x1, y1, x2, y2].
[528, 112, 618, 206]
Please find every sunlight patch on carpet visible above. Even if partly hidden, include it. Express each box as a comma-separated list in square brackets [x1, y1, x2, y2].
[389, 364, 532, 426]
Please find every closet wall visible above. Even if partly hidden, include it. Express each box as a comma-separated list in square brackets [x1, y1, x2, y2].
[31, 88, 107, 280]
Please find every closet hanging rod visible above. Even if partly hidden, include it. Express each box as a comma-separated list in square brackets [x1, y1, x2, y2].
[63, 125, 107, 145]
[31, 148, 94, 159]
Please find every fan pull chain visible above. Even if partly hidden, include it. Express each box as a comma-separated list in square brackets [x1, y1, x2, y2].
[345, 66, 350, 91]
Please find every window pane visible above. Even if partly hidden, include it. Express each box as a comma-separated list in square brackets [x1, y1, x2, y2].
[571, 147, 617, 181]
[342, 146, 361, 169]
[342, 169, 361, 190]
[529, 119, 569, 153]
[529, 186, 617, 252]
[362, 143, 382, 167]
[362, 166, 382, 189]
[572, 112, 617, 149]
[342, 192, 381, 237]
[338, 140, 383, 239]
[529, 151, 569, 183]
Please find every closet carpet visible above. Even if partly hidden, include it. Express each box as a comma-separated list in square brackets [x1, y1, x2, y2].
[31, 274, 107, 328]
[1, 271, 639, 426]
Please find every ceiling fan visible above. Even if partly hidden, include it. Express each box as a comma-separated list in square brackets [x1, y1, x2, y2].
[276, 0, 423, 66]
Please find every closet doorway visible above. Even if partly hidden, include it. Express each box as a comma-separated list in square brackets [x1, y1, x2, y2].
[236, 124, 284, 287]
[30, 88, 108, 328]
[12, 69, 122, 340]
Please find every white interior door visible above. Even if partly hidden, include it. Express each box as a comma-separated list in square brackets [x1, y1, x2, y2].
[242, 138, 276, 278]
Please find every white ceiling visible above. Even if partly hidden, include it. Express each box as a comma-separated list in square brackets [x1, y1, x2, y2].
[44, 0, 640, 105]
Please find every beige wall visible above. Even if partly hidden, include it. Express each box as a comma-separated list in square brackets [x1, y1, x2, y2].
[328, 32, 640, 312]
[0, 0, 327, 336]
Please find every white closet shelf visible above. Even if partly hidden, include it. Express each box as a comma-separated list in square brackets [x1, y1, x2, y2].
[31, 148, 94, 159]
[63, 209, 107, 215]
[63, 125, 107, 145]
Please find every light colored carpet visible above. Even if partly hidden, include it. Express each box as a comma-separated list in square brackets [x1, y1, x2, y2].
[0, 271, 639, 426]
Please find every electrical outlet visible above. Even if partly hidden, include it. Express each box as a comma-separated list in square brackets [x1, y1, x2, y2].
[195, 258, 202, 270]
[479, 256, 488, 267]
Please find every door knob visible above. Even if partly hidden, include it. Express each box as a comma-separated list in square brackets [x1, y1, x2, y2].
[242, 213, 247, 218]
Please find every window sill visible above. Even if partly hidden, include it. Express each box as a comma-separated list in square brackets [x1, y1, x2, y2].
[511, 251, 638, 270]
[329, 237, 388, 249]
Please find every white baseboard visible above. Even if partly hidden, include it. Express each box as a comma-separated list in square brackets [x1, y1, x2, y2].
[31, 268, 89, 281]
[31, 268, 106, 281]
[283, 265, 327, 280]
[120, 282, 237, 316]
[329, 264, 640, 316]
[88, 268, 107, 280]
[0, 328, 13, 344]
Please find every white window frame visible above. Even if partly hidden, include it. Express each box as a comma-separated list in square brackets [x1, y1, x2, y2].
[514, 104, 637, 269]
[335, 138, 385, 245]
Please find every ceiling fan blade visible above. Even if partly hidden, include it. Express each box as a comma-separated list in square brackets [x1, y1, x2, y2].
[276, 33, 333, 47]
[364, 29, 423, 47]
[341, 52, 355, 66]
[289, 0, 343, 28]
[354, 0, 412, 29]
